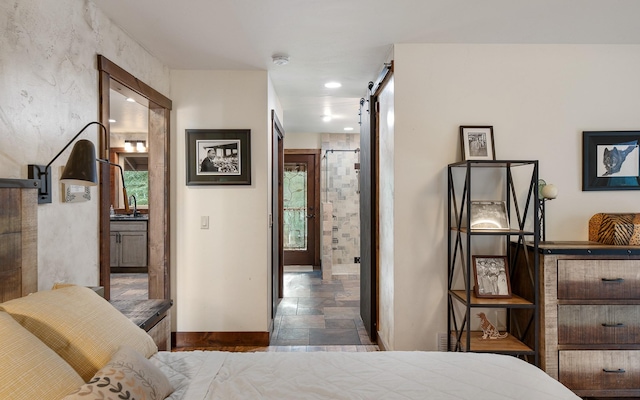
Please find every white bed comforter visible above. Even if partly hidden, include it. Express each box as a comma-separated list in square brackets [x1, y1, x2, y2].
[150, 351, 579, 400]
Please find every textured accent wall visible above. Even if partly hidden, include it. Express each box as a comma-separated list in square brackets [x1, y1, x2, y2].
[0, 0, 170, 289]
[321, 133, 360, 265]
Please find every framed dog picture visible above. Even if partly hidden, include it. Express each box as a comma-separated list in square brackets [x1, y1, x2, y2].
[583, 131, 640, 191]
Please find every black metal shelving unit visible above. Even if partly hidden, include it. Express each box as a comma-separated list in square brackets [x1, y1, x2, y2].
[447, 160, 540, 365]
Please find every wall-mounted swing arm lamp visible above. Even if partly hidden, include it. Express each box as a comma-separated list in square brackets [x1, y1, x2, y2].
[28, 121, 107, 204]
[96, 158, 130, 214]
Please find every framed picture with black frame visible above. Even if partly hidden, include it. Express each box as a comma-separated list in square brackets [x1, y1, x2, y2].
[460, 126, 495, 161]
[583, 131, 640, 191]
[186, 129, 251, 185]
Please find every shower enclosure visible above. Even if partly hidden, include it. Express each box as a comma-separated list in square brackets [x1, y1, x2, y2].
[320, 143, 361, 277]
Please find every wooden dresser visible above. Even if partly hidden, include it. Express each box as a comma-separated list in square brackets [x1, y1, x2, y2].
[530, 241, 640, 398]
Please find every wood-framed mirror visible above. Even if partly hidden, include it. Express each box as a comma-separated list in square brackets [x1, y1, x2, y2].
[97, 55, 172, 300]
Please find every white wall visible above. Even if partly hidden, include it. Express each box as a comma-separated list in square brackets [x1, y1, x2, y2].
[0, 0, 169, 290]
[284, 132, 322, 149]
[171, 70, 271, 332]
[388, 44, 640, 350]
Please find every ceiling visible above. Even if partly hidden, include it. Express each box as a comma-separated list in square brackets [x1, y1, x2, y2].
[92, 0, 640, 135]
[109, 82, 149, 135]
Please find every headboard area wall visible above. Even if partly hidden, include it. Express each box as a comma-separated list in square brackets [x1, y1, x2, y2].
[0, 179, 39, 302]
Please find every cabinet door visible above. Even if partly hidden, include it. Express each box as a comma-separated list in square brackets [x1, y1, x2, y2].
[119, 232, 148, 267]
[110, 232, 120, 267]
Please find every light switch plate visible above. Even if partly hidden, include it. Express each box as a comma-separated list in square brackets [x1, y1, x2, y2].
[201, 216, 209, 229]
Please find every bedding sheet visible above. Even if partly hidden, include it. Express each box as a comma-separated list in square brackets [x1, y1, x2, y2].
[151, 351, 580, 400]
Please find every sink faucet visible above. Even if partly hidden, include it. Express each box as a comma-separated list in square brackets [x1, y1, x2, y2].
[129, 195, 139, 216]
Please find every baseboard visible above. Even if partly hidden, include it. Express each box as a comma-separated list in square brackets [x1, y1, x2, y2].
[376, 331, 390, 351]
[173, 331, 270, 348]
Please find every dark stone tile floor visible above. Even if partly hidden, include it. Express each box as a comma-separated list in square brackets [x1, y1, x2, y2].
[110, 273, 148, 300]
[270, 271, 375, 347]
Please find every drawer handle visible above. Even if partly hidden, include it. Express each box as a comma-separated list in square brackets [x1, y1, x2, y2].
[603, 368, 626, 374]
[602, 323, 625, 328]
[601, 278, 625, 283]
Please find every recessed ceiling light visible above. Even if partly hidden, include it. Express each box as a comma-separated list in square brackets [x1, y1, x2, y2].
[324, 82, 342, 89]
[322, 115, 332, 122]
[272, 55, 290, 66]
[108, 119, 116, 123]
[126, 97, 136, 103]
[344, 127, 354, 131]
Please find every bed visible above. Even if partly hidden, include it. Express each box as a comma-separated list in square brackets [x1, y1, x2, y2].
[154, 350, 581, 400]
[0, 184, 579, 400]
[0, 285, 580, 400]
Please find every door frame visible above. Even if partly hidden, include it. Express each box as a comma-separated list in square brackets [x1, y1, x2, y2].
[97, 55, 172, 300]
[272, 110, 285, 313]
[283, 149, 321, 268]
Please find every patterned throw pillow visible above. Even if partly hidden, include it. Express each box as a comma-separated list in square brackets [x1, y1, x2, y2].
[64, 346, 173, 400]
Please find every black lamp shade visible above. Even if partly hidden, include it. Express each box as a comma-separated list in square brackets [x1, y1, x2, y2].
[60, 139, 98, 186]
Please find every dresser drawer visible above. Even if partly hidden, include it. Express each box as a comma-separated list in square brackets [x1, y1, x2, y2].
[558, 260, 640, 300]
[559, 350, 640, 391]
[558, 305, 640, 344]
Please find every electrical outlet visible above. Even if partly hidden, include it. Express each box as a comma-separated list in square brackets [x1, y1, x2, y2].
[354, 257, 360, 263]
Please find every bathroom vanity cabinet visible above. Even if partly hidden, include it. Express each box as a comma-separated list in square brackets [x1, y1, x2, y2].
[110, 219, 148, 272]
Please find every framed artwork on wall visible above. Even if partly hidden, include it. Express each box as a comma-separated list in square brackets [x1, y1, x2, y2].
[63, 183, 90, 203]
[472, 255, 512, 298]
[583, 131, 640, 191]
[460, 126, 495, 161]
[185, 129, 251, 185]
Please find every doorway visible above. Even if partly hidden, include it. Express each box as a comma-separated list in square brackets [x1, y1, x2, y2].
[97, 55, 172, 300]
[283, 150, 320, 267]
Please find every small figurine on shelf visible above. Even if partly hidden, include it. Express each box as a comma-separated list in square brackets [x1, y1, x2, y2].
[477, 312, 508, 340]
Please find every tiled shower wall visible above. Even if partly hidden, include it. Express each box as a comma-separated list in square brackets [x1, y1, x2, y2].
[321, 133, 360, 265]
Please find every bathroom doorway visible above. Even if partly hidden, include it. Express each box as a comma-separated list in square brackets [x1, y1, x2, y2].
[97, 55, 172, 300]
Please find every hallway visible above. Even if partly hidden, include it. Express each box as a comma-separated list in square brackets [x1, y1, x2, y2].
[270, 270, 377, 350]
[111, 270, 378, 351]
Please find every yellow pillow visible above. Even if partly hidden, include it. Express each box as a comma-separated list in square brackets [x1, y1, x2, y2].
[0, 286, 157, 381]
[0, 311, 84, 399]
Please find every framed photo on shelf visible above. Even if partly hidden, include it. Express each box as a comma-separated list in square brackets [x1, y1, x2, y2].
[460, 126, 495, 161]
[472, 255, 512, 298]
[185, 129, 251, 185]
[583, 131, 640, 191]
[470, 200, 509, 230]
